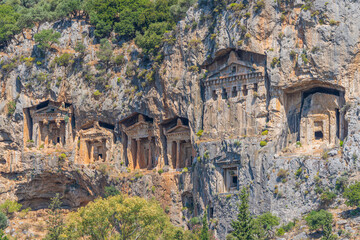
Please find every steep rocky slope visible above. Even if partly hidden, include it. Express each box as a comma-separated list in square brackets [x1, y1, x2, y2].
[0, 0, 360, 239]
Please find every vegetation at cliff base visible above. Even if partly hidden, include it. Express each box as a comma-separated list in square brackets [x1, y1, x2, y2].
[228, 187, 279, 240]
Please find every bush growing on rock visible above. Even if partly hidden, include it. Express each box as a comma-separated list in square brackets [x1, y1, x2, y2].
[305, 210, 336, 239]
[343, 181, 360, 208]
[34, 29, 61, 50]
[0, 200, 22, 217]
[0, 212, 8, 230]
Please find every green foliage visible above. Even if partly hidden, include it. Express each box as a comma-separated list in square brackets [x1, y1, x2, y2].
[305, 210, 336, 239]
[188, 65, 199, 73]
[158, 169, 164, 174]
[7, 101, 16, 116]
[93, 90, 102, 97]
[104, 186, 120, 198]
[0, 229, 9, 240]
[301, 52, 309, 64]
[254, 0, 265, 12]
[340, 140, 344, 147]
[294, 167, 302, 178]
[0, 200, 22, 216]
[260, 141, 267, 147]
[255, 212, 280, 238]
[320, 190, 337, 206]
[96, 38, 113, 65]
[343, 182, 360, 207]
[200, 214, 210, 240]
[63, 195, 189, 239]
[75, 41, 86, 54]
[335, 176, 348, 192]
[229, 187, 255, 239]
[45, 193, 64, 240]
[261, 130, 268, 135]
[277, 169, 288, 179]
[0, 4, 19, 45]
[196, 130, 204, 137]
[34, 29, 61, 50]
[270, 57, 280, 68]
[113, 54, 125, 66]
[54, 53, 73, 67]
[329, 19, 338, 26]
[0, 212, 8, 230]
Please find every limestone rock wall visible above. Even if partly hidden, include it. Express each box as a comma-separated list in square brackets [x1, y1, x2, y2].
[0, 0, 359, 239]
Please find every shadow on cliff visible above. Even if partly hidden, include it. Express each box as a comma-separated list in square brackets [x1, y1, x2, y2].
[15, 170, 106, 210]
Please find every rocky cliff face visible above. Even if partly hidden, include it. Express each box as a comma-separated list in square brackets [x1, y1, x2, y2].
[0, 0, 360, 239]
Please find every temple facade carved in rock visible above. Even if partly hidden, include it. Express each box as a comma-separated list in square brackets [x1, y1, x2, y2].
[162, 118, 194, 169]
[119, 113, 157, 170]
[23, 100, 73, 149]
[76, 121, 114, 164]
[201, 48, 267, 139]
[284, 81, 348, 150]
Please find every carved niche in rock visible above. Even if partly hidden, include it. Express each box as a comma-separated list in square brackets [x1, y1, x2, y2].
[285, 81, 348, 149]
[77, 121, 114, 164]
[119, 113, 157, 170]
[23, 100, 73, 149]
[162, 118, 194, 170]
[201, 48, 267, 139]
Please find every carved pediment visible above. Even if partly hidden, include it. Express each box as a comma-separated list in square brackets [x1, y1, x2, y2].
[166, 125, 190, 134]
[124, 121, 153, 139]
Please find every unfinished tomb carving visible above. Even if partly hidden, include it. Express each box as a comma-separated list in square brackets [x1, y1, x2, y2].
[162, 118, 194, 169]
[23, 100, 73, 149]
[285, 82, 347, 148]
[202, 49, 267, 139]
[119, 113, 157, 170]
[77, 121, 114, 164]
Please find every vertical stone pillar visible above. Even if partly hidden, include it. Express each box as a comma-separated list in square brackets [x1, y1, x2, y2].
[136, 138, 141, 169]
[176, 140, 180, 169]
[33, 121, 39, 147]
[90, 144, 94, 163]
[147, 137, 152, 169]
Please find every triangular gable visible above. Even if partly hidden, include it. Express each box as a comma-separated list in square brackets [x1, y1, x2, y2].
[34, 105, 64, 114]
[167, 125, 189, 134]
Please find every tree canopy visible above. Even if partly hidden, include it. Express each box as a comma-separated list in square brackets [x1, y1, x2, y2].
[0, 0, 195, 53]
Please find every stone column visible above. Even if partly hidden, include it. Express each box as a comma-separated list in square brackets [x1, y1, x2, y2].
[136, 139, 141, 169]
[33, 121, 39, 147]
[176, 140, 180, 169]
[90, 144, 94, 163]
[147, 137, 152, 169]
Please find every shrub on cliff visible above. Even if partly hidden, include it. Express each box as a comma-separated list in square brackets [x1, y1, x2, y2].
[34, 29, 61, 50]
[305, 210, 336, 240]
[0, 200, 22, 217]
[0, 212, 8, 230]
[343, 181, 360, 208]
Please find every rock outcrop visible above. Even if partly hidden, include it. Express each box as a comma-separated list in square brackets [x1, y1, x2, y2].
[0, 0, 359, 238]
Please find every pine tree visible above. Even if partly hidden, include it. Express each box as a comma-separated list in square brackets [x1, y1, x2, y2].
[45, 193, 64, 240]
[200, 213, 209, 240]
[230, 187, 255, 240]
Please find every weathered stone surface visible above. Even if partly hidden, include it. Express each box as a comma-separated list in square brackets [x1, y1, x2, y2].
[0, 0, 359, 239]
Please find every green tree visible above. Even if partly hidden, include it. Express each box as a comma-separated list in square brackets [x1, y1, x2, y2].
[200, 213, 209, 240]
[0, 229, 9, 240]
[34, 29, 61, 50]
[45, 193, 64, 240]
[343, 181, 360, 207]
[305, 210, 336, 240]
[230, 187, 256, 240]
[0, 212, 8, 230]
[254, 212, 280, 239]
[64, 195, 187, 240]
[96, 38, 113, 67]
[0, 200, 22, 216]
[0, 4, 20, 45]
